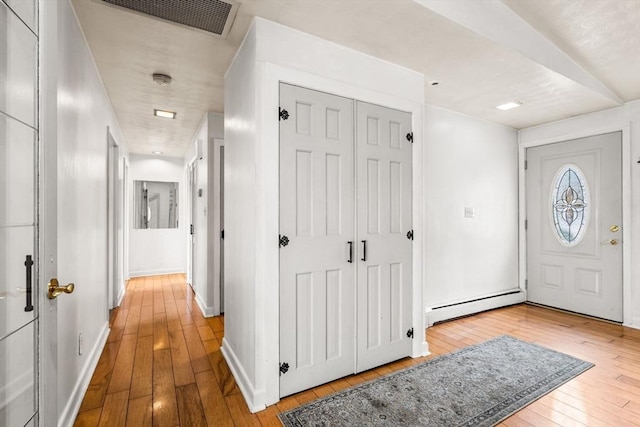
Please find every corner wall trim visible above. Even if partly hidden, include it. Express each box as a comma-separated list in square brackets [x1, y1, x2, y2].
[221, 338, 266, 413]
[195, 292, 216, 318]
[58, 321, 110, 427]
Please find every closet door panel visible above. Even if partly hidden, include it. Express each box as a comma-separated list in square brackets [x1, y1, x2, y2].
[356, 101, 412, 372]
[279, 83, 355, 397]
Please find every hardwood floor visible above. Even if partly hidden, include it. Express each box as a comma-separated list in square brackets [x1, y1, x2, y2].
[74, 274, 640, 426]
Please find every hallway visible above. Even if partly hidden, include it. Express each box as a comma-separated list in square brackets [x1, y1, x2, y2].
[73, 275, 640, 426]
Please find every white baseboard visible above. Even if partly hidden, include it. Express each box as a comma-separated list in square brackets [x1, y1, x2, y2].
[129, 268, 185, 277]
[221, 338, 266, 413]
[58, 321, 110, 427]
[116, 282, 126, 307]
[195, 292, 216, 318]
[426, 290, 525, 327]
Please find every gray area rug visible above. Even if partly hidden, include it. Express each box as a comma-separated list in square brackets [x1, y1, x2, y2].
[279, 335, 593, 427]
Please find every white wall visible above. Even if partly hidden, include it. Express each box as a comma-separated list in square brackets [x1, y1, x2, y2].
[129, 154, 185, 276]
[183, 112, 224, 316]
[224, 18, 426, 412]
[519, 100, 640, 329]
[55, 0, 130, 424]
[424, 106, 522, 324]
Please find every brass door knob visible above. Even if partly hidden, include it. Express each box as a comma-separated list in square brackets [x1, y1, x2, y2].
[48, 278, 75, 299]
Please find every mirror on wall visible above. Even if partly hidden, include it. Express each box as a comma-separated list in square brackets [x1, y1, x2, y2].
[134, 180, 179, 229]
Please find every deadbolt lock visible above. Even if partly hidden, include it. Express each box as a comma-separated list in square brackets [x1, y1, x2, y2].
[609, 225, 620, 233]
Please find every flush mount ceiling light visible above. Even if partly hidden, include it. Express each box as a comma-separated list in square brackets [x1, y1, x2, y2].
[152, 73, 172, 86]
[496, 101, 522, 111]
[152, 151, 163, 155]
[154, 109, 176, 119]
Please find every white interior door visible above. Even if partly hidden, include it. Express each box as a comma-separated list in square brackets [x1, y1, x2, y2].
[355, 101, 413, 372]
[188, 162, 196, 289]
[219, 144, 225, 313]
[279, 83, 356, 397]
[526, 132, 623, 321]
[1, 1, 38, 425]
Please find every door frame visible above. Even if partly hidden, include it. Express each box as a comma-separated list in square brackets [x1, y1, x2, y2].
[229, 63, 428, 409]
[518, 123, 632, 326]
[106, 127, 123, 309]
[39, 0, 59, 423]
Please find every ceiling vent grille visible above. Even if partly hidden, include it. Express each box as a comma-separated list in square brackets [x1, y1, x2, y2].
[102, 0, 239, 37]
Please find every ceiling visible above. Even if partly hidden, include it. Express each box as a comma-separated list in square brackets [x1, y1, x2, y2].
[71, 0, 640, 157]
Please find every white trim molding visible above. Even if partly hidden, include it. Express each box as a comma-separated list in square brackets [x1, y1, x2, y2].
[58, 322, 110, 427]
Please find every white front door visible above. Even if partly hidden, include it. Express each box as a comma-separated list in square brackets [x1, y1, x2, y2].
[526, 132, 623, 321]
[279, 83, 356, 397]
[355, 101, 413, 372]
[1, 0, 39, 425]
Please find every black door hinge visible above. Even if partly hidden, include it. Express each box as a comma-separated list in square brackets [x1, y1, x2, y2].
[221, 229, 224, 239]
[279, 107, 289, 121]
[524, 160, 528, 170]
[279, 234, 289, 248]
[406, 328, 414, 339]
[406, 230, 414, 240]
[406, 132, 413, 143]
[190, 224, 194, 235]
[279, 362, 289, 376]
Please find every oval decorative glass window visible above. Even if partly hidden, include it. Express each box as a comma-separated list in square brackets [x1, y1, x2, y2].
[550, 164, 590, 246]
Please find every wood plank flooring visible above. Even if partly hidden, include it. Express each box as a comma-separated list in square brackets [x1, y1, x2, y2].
[74, 274, 640, 426]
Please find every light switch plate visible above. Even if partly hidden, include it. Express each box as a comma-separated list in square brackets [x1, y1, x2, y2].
[464, 207, 475, 218]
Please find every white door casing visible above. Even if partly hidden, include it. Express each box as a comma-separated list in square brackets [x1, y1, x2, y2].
[279, 84, 356, 397]
[526, 132, 623, 321]
[356, 101, 413, 372]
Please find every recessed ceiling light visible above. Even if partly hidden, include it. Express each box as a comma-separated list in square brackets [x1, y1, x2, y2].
[152, 151, 163, 155]
[154, 109, 176, 119]
[496, 102, 522, 111]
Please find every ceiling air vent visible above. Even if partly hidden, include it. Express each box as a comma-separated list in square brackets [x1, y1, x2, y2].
[102, 0, 239, 38]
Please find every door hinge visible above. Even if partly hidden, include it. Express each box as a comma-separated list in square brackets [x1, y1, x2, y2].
[279, 107, 289, 121]
[406, 328, 414, 339]
[524, 160, 528, 170]
[525, 279, 528, 289]
[279, 234, 289, 248]
[190, 224, 194, 235]
[220, 229, 224, 239]
[406, 230, 414, 240]
[279, 362, 289, 376]
[406, 132, 413, 143]
[524, 219, 528, 230]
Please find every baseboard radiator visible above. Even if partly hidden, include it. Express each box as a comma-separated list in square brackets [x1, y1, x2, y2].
[425, 289, 525, 326]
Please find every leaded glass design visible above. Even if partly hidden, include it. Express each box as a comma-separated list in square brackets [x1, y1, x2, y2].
[550, 164, 590, 246]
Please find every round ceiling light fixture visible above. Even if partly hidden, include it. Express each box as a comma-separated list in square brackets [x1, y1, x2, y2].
[152, 73, 172, 86]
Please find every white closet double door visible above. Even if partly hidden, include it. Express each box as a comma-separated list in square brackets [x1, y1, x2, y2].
[279, 83, 413, 397]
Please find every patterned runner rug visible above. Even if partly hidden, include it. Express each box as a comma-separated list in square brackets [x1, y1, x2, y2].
[279, 335, 593, 427]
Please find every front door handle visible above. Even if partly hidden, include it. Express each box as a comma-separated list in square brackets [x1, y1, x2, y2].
[361, 240, 367, 262]
[347, 241, 353, 263]
[48, 278, 75, 299]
